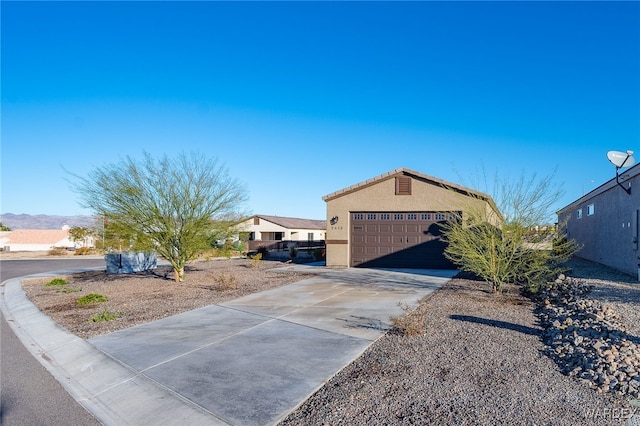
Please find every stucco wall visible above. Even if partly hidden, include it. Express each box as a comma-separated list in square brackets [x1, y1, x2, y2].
[559, 170, 640, 276]
[4, 242, 70, 252]
[237, 219, 325, 241]
[288, 230, 325, 241]
[324, 175, 494, 268]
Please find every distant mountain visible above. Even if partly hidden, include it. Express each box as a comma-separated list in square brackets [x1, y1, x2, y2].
[0, 213, 96, 230]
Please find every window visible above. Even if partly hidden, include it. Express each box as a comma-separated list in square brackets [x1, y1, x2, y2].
[587, 204, 595, 216]
[380, 213, 390, 220]
[421, 213, 431, 220]
[367, 213, 377, 220]
[407, 213, 417, 220]
[435, 213, 445, 221]
[577, 209, 583, 219]
[254, 217, 260, 225]
[395, 176, 412, 195]
[308, 232, 314, 240]
[394, 213, 404, 220]
[354, 213, 364, 220]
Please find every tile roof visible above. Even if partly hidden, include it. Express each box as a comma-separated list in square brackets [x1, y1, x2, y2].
[322, 167, 494, 202]
[3, 229, 70, 245]
[254, 215, 326, 230]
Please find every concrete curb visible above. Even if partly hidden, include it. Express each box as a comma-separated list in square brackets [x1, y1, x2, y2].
[1, 263, 456, 425]
[0, 269, 229, 426]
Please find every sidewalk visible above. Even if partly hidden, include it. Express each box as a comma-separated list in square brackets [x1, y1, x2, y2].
[1, 264, 456, 425]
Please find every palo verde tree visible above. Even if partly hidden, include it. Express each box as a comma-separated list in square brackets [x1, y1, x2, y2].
[68, 226, 93, 248]
[442, 169, 580, 293]
[70, 151, 248, 282]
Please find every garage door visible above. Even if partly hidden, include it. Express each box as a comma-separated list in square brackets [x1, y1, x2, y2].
[350, 212, 458, 268]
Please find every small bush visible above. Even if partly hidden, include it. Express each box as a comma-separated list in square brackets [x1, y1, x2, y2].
[203, 247, 237, 260]
[312, 248, 326, 261]
[249, 252, 263, 268]
[76, 293, 108, 306]
[390, 302, 426, 337]
[45, 278, 68, 286]
[288, 243, 298, 259]
[90, 309, 121, 322]
[214, 272, 238, 290]
[48, 247, 68, 256]
[74, 247, 93, 256]
[234, 241, 246, 253]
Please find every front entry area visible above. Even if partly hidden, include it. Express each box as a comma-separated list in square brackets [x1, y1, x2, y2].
[350, 211, 459, 268]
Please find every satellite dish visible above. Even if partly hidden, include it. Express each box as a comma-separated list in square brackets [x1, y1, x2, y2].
[607, 150, 635, 168]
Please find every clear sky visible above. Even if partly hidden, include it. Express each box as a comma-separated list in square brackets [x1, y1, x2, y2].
[2, 1, 639, 222]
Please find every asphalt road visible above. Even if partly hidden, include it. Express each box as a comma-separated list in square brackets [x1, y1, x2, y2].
[1, 258, 105, 426]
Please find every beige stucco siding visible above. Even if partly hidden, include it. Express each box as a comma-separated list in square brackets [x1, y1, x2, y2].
[325, 174, 496, 268]
[236, 217, 326, 241]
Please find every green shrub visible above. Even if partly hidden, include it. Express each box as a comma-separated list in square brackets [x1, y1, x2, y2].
[249, 252, 262, 268]
[45, 278, 68, 286]
[76, 293, 108, 306]
[90, 309, 121, 322]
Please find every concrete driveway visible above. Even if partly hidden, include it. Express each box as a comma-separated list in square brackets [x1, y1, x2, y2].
[3, 264, 457, 426]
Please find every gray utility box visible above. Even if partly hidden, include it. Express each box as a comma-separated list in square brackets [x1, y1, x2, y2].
[105, 251, 157, 274]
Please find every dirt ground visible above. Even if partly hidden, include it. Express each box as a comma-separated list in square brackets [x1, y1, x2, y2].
[21, 257, 317, 339]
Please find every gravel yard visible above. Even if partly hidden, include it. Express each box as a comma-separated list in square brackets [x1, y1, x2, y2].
[19, 255, 640, 425]
[280, 258, 640, 426]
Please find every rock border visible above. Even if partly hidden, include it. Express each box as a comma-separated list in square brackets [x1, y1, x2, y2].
[536, 274, 640, 398]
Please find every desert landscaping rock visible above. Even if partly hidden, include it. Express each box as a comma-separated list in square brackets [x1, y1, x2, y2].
[536, 275, 640, 399]
[280, 259, 640, 426]
[19, 255, 640, 424]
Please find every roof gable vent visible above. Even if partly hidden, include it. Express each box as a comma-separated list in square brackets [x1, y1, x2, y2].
[395, 176, 412, 195]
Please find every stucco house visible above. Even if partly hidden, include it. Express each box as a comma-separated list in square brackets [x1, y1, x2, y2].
[557, 160, 640, 277]
[237, 215, 326, 250]
[0, 228, 76, 252]
[323, 167, 500, 269]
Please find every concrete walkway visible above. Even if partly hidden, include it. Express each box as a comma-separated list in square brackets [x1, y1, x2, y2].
[1, 264, 457, 426]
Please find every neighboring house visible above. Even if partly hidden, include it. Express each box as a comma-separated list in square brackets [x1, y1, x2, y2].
[237, 215, 326, 249]
[0, 231, 11, 249]
[0, 227, 77, 252]
[323, 167, 500, 269]
[557, 161, 640, 277]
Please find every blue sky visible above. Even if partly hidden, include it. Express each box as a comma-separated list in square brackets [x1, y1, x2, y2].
[2, 1, 639, 222]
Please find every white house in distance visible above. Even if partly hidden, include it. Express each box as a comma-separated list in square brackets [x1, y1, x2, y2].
[0, 227, 76, 252]
[236, 215, 326, 250]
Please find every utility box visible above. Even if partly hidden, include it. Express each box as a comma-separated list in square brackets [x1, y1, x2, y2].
[105, 251, 157, 274]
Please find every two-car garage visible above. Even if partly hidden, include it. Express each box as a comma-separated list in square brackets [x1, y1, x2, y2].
[323, 168, 499, 269]
[350, 211, 459, 268]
